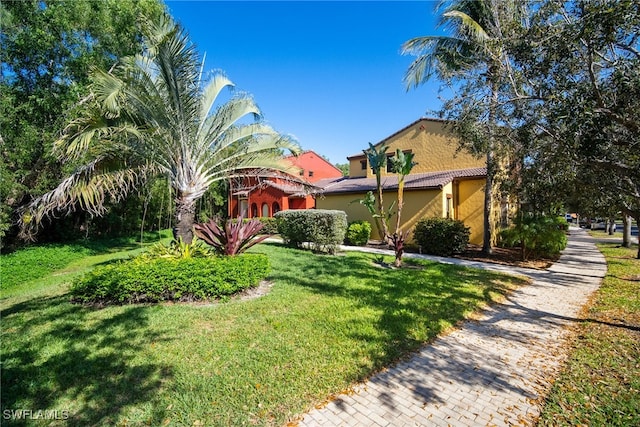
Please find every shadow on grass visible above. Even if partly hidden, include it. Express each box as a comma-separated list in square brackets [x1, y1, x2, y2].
[1, 295, 173, 426]
[262, 244, 520, 398]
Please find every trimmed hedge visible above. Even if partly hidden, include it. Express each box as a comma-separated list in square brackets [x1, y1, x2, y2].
[499, 215, 568, 260]
[70, 253, 269, 305]
[243, 217, 278, 234]
[413, 217, 471, 256]
[275, 209, 347, 254]
[345, 220, 372, 246]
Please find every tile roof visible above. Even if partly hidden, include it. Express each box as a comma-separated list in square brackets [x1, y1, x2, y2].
[232, 180, 317, 198]
[314, 167, 486, 195]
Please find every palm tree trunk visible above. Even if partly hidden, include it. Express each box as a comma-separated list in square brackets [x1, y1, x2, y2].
[174, 192, 196, 244]
[376, 177, 390, 243]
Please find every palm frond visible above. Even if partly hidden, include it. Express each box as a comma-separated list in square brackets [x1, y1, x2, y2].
[19, 160, 156, 240]
[443, 10, 490, 45]
[197, 72, 235, 135]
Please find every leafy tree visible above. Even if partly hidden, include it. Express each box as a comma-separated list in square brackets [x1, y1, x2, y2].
[19, 14, 300, 244]
[402, 0, 528, 254]
[0, 0, 165, 245]
[334, 163, 349, 176]
[512, 0, 640, 257]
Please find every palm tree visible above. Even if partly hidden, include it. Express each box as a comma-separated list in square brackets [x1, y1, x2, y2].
[364, 142, 391, 243]
[402, 0, 523, 255]
[19, 14, 300, 243]
[389, 149, 416, 267]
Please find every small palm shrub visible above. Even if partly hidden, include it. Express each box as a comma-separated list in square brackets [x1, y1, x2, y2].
[413, 217, 471, 256]
[500, 214, 568, 260]
[140, 238, 212, 260]
[70, 254, 270, 305]
[275, 209, 347, 254]
[194, 217, 270, 256]
[345, 220, 372, 246]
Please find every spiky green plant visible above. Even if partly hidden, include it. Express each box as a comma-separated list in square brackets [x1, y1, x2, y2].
[194, 217, 270, 256]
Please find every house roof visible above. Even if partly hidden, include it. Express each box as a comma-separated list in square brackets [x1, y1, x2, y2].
[314, 167, 486, 195]
[347, 117, 451, 160]
[231, 180, 317, 198]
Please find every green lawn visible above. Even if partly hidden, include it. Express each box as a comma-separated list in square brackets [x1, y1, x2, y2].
[538, 243, 640, 426]
[1, 240, 527, 426]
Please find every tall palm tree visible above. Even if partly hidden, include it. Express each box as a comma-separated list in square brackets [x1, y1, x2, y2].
[402, 0, 523, 255]
[364, 142, 391, 242]
[19, 14, 300, 243]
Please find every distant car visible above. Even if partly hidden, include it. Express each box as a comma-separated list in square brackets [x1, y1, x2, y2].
[590, 220, 606, 230]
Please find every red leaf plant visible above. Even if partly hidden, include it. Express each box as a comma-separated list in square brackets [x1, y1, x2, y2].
[193, 217, 271, 256]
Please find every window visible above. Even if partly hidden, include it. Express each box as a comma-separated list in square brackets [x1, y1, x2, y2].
[386, 154, 394, 173]
[308, 170, 314, 178]
[272, 202, 280, 215]
[360, 160, 367, 170]
[251, 203, 258, 218]
[262, 203, 269, 218]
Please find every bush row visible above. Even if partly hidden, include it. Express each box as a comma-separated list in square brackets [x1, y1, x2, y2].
[275, 209, 347, 254]
[345, 220, 372, 246]
[413, 217, 471, 256]
[499, 215, 568, 260]
[243, 217, 279, 234]
[70, 253, 269, 305]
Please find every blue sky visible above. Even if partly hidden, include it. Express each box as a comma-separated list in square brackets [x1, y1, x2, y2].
[166, 1, 445, 164]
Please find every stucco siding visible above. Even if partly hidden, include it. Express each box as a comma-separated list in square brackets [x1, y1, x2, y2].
[348, 119, 484, 178]
[316, 189, 442, 241]
[457, 178, 485, 245]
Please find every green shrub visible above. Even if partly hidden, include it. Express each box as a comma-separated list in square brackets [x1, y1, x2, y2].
[345, 220, 372, 246]
[413, 217, 471, 256]
[70, 253, 270, 305]
[275, 209, 347, 254]
[246, 217, 278, 234]
[140, 238, 212, 260]
[499, 214, 568, 260]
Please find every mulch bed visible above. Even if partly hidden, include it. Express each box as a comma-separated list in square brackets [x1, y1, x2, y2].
[365, 242, 556, 270]
[454, 244, 556, 270]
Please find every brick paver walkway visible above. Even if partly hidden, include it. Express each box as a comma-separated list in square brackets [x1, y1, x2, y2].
[298, 227, 606, 426]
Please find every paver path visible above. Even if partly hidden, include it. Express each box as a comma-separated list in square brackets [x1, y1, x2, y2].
[298, 227, 606, 426]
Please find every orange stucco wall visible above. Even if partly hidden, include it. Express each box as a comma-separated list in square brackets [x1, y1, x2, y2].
[229, 150, 342, 218]
[288, 151, 344, 182]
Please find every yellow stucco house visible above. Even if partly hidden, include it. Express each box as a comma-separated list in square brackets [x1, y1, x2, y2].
[315, 118, 487, 245]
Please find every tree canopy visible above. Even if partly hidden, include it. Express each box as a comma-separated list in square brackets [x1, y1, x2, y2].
[1, 0, 165, 245]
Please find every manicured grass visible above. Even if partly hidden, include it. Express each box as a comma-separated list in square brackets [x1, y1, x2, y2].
[538, 243, 640, 426]
[0, 232, 171, 301]
[1, 242, 527, 426]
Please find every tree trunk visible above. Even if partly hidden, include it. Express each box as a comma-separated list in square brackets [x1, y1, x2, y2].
[174, 193, 196, 244]
[376, 178, 390, 244]
[622, 214, 632, 248]
[482, 70, 499, 256]
[482, 150, 494, 255]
